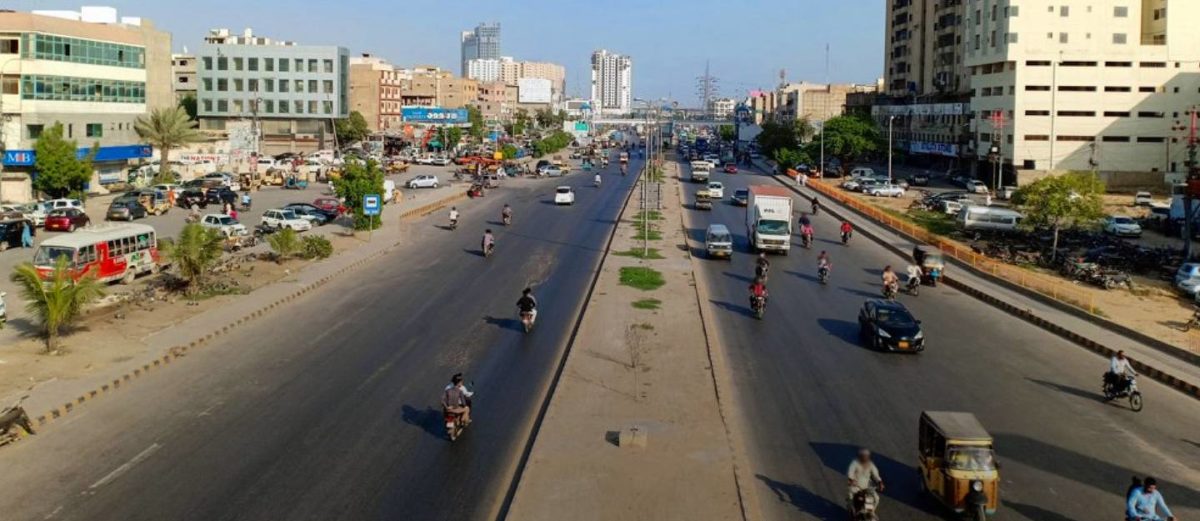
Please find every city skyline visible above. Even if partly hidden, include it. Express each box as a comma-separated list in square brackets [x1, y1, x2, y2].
[0, 0, 884, 107]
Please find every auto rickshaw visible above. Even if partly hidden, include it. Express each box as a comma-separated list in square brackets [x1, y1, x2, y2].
[918, 411, 999, 520]
[912, 244, 945, 286]
[694, 189, 713, 211]
[467, 183, 485, 198]
[284, 175, 308, 190]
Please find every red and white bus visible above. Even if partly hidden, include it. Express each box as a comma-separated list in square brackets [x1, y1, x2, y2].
[33, 223, 160, 284]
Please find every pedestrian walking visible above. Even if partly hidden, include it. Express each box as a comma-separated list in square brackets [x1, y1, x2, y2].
[20, 220, 33, 248]
[801, 173, 809, 187]
[167, 187, 176, 207]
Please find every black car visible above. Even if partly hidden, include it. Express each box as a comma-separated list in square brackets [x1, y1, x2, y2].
[205, 187, 236, 207]
[107, 198, 148, 221]
[179, 188, 208, 209]
[0, 218, 33, 251]
[283, 203, 332, 225]
[858, 300, 925, 352]
[907, 173, 930, 186]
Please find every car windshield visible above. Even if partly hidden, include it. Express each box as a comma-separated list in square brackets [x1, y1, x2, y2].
[756, 219, 789, 235]
[1112, 217, 1135, 224]
[735, 190, 748, 198]
[875, 307, 916, 327]
[216, 216, 235, 225]
[280, 210, 299, 219]
[557, 188, 571, 194]
[48, 209, 70, 217]
[709, 232, 732, 243]
[946, 446, 996, 472]
[34, 246, 76, 266]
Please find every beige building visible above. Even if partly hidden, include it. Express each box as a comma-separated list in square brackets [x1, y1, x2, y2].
[473, 80, 517, 122]
[172, 53, 196, 103]
[885, 0, 970, 97]
[776, 82, 877, 123]
[968, 0, 1200, 183]
[349, 55, 405, 132]
[747, 90, 778, 125]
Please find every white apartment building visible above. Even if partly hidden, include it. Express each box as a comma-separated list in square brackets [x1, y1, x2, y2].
[590, 49, 632, 115]
[708, 97, 736, 119]
[466, 57, 502, 83]
[967, 0, 1200, 183]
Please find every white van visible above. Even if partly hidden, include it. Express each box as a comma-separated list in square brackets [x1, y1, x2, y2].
[849, 167, 876, 178]
[957, 206, 1023, 231]
[705, 224, 733, 259]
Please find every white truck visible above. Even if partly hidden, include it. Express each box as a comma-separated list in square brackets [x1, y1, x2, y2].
[746, 185, 793, 254]
[690, 160, 712, 183]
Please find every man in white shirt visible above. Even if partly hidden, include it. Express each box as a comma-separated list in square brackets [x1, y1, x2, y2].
[1108, 350, 1136, 393]
[847, 448, 884, 510]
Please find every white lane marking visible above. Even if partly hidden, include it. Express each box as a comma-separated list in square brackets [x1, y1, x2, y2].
[88, 443, 161, 490]
[43, 505, 63, 519]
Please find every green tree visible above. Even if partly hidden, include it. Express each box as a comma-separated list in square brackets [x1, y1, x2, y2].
[755, 121, 799, 158]
[1012, 172, 1106, 261]
[793, 116, 815, 143]
[514, 109, 530, 135]
[534, 109, 554, 128]
[821, 115, 882, 174]
[134, 106, 203, 184]
[162, 223, 224, 297]
[33, 124, 95, 199]
[772, 148, 814, 174]
[718, 125, 736, 142]
[467, 106, 485, 140]
[335, 110, 370, 145]
[178, 94, 198, 121]
[267, 228, 300, 263]
[9, 257, 105, 353]
[331, 159, 385, 230]
[300, 235, 333, 260]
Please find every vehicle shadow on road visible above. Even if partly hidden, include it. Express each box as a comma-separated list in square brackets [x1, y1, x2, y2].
[1003, 500, 1076, 521]
[722, 271, 755, 283]
[709, 299, 754, 319]
[400, 404, 446, 440]
[462, 248, 485, 257]
[809, 442, 942, 516]
[994, 432, 1200, 510]
[785, 270, 821, 284]
[755, 474, 842, 519]
[482, 315, 524, 332]
[837, 286, 881, 299]
[1026, 378, 1101, 403]
[816, 318, 860, 345]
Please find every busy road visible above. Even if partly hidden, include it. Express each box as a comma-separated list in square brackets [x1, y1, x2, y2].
[0, 156, 640, 521]
[681, 159, 1200, 520]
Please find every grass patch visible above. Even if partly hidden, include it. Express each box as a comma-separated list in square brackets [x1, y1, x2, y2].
[633, 210, 663, 221]
[613, 248, 665, 260]
[619, 267, 666, 291]
[885, 208, 957, 236]
[646, 167, 665, 183]
[632, 220, 663, 241]
[632, 298, 662, 310]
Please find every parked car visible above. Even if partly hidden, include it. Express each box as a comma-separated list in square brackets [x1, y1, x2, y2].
[2, 203, 46, 226]
[841, 178, 865, 191]
[1134, 191, 1154, 206]
[44, 208, 90, 232]
[542, 166, 564, 177]
[407, 175, 440, 189]
[261, 208, 312, 231]
[313, 197, 346, 216]
[43, 198, 84, 212]
[858, 299, 925, 352]
[201, 214, 248, 237]
[732, 188, 750, 206]
[849, 167, 876, 178]
[554, 186, 576, 205]
[966, 180, 989, 194]
[283, 203, 331, 225]
[907, 173, 930, 186]
[429, 156, 452, 166]
[1146, 204, 1171, 230]
[856, 178, 885, 193]
[179, 188, 208, 209]
[0, 218, 34, 251]
[868, 184, 906, 197]
[202, 172, 241, 191]
[1175, 263, 1200, 296]
[205, 187, 237, 207]
[1103, 215, 1143, 237]
[707, 181, 725, 199]
[107, 197, 149, 221]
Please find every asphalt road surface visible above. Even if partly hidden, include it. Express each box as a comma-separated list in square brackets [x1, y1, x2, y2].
[683, 161, 1200, 520]
[0, 157, 641, 521]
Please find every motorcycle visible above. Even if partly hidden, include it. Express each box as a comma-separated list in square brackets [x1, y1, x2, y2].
[1102, 374, 1144, 412]
[842, 230, 852, 245]
[755, 264, 770, 283]
[904, 277, 920, 296]
[818, 266, 830, 285]
[811, 202, 820, 215]
[750, 295, 767, 320]
[595, 176, 602, 187]
[519, 309, 536, 333]
[801, 233, 813, 249]
[849, 487, 880, 521]
[0, 396, 35, 447]
[450, 218, 458, 231]
[964, 480, 989, 521]
[1180, 308, 1200, 331]
[882, 282, 898, 300]
[443, 396, 473, 442]
[502, 213, 512, 226]
[483, 241, 495, 258]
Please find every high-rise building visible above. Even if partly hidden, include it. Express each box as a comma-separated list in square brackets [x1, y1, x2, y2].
[590, 49, 632, 115]
[460, 23, 500, 77]
[967, 0, 1200, 181]
[197, 28, 349, 154]
[466, 57, 504, 83]
[0, 6, 172, 202]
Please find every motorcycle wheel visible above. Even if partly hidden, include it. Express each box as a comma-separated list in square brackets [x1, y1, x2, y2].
[972, 505, 987, 521]
[1129, 391, 1144, 412]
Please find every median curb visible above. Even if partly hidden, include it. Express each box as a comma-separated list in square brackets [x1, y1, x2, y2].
[31, 190, 472, 429]
[762, 169, 1200, 402]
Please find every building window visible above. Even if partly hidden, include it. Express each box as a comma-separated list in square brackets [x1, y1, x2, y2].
[202, 57, 212, 70]
[1141, 62, 1167, 68]
[1102, 136, 1130, 142]
[323, 80, 333, 94]
[278, 100, 288, 113]
[1025, 110, 1050, 116]
[1105, 61, 1132, 67]
[1, 76, 17, 94]
[0, 38, 19, 54]
[217, 99, 228, 112]
[1024, 135, 1049, 141]
[233, 78, 243, 92]
[1057, 111, 1096, 117]
[1104, 111, 1132, 117]
[308, 79, 317, 93]
[1026, 60, 1051, 66]
[264, 100, 274, 113]
[294, 59, 303, 72]
[202, 99, 212, 112]
[974, 34, 980, 50]
[26, 124, 43, 139]
[323, 100, 332, 114]
[1137, 111, 1165, 118]
[294, 80, 304, 92]
[279, 59, 289, 72]
[248, 57, 258, 71]
[1139, 86, 1158, 93]
[86, 123, 102, 138]
[1114, 6, 1128, 17]
[233, 57, 243, 71]
[28, 34, 144, 68]
[1137, 137, 1166, 143]
[217, 56, 228, 71]
[1059, 33, 1069, 43]
[1056, 135, 1093, 142]
[217, 78, 228, 92]
[1058, 86, 1096, 92]
[307, 59, 318, 73]
[294, 100, 304, 113]
[232, 99, 243, 113]
[20, 75, 146, 103]
[264, 58, 274, 72]
[1112, 34, 1127, 44]
[323, 59, 333, 73]
[265, 79, 274, 92]
[1060, 6, 1069, 16]
[308, 100, 317, 113]
[279, 81, 289, 93]
[1025, 85, 1051, 91]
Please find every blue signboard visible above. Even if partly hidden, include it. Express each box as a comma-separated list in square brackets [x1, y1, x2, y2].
[3, 144, 152, 166]
[401, 107, 469, 124]
[363, 194, 382, 216]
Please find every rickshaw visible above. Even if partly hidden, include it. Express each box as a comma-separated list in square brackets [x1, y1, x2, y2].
[912, 244, 945, 286]
[918, 411, 999, 520]
[694, 189, 713, 211]
[284, 175, 308, 190]
[467, 183, 485, 198]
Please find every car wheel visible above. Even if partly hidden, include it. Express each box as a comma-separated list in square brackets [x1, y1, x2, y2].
[67, 224, 76, 232]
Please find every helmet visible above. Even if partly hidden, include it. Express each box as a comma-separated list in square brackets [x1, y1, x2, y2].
[451, 373, 464, 385]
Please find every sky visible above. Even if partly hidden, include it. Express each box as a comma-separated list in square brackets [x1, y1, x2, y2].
[7, 0, 884, 107]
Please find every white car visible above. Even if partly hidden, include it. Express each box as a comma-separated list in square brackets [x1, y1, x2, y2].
[407, 175, 440, 189]
[707, 181, 725, 199]
[554, 186, 576, 205]
[200, 214, 248, 237]
[2, 203, 45, 225]
[868, 184, 906, 197]
[966, 180, 989, 194]
[42, 198, 84, 211]
[1134, 191, 1153, 206]
[152, 183, 181, 196]
[542, 166, 564, 177]
[1103, 215, 1142, 237]
[429, 157, 452, 166]
[261, 208, 312, 231]
[202, 172, 241, 192]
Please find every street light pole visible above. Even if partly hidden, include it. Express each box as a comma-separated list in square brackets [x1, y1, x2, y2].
[888, 116, 895, 183]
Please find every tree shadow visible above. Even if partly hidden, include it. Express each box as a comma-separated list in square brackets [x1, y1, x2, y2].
[808, 442, 942, 516]
[3, 317, 43, 338]
[1026, 378, 1101, 403]
[994, 432, 1200, 510]
[482, 315, 523, 332]
[1003, 500, 1077, 521]
[709, 299, 754, 318]
[755, 474, 842, 520]
[400, 404, 446, 440]
[816, 318, 860, 345]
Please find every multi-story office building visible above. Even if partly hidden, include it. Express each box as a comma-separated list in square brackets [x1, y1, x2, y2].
[172, 53, 196, 103]
[466, 58, 502, 83]
[460, 23, 500, 77]
[590, 49, 632, 115]
[967, 0, 1200, 183]
[0, 6, 171, 202]
[776, 82, 879, 124]
[473, 81, 517, 123]
[747, 90, 779, 125]
[879, 0, 972, 171]
[708, 98, 737, 119]
[197, 28, 349, 154]
[348, 55, 405, 132]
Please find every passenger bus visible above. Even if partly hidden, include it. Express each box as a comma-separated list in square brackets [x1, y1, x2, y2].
[33, 223, 160, 284]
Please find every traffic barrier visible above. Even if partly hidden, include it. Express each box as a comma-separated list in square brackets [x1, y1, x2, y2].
[794, 170, 1096, 314]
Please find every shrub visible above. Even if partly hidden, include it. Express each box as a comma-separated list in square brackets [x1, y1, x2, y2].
[267, 228, 300, 262]
[300, 235, 333, 260]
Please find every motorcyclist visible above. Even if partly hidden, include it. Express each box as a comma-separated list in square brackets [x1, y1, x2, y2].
[442, 373, 474, 425]
[482, 229, 495, 254]
[811, 197, 820, 215]
[516, 287, 538, 325]
[1107, 350, 1137, 395]
[594, 173, 602, 186]
[800, 222, 815, 246]
[502, 204, 513, 225]
[798, 214, 811, 227]
[818, 251, 832, 277]
[905, 263, 923, 291]
[881, 265, 900, 296]
[449, 207, 460, 228]
[840, 220, 853, 242]
[847, 448, 884, 513]
[755, 252, 771, 279]
[241, 191, 252, 210]
[1127, 477, 1175, 521]
[748, 277, 768, 308]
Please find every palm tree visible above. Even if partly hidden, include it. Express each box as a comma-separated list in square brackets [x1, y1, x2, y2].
[267, 228, 299, 264]
[134, 106, 203, 183]
[9, 257, 105, 353]
[162, 224, 224, 297]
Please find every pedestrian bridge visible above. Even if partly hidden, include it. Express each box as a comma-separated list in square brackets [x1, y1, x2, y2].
[591, 118, 732, 126]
